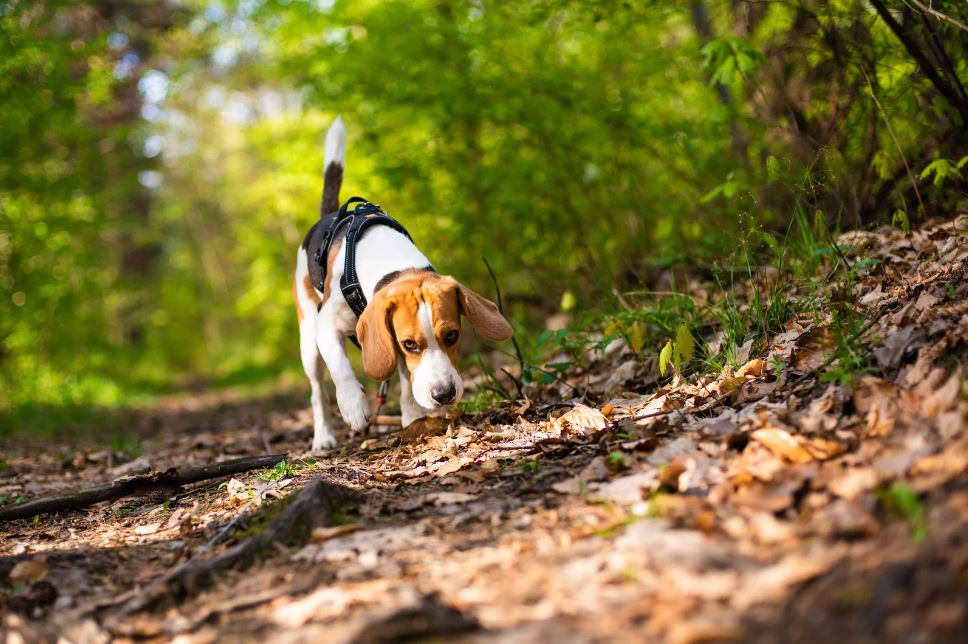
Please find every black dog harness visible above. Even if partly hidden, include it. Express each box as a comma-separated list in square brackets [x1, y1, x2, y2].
[310, 196, 417, 317]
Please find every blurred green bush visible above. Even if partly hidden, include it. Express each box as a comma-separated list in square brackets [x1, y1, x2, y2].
[1, 0, 966, 428]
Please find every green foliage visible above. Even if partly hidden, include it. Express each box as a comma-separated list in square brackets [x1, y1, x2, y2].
[2, 1, 967, 430]
[701, 36, 768, 86]
[257, 459, 295, 482]
[919, 156, 968, 188]
[877, 483, 927, 543]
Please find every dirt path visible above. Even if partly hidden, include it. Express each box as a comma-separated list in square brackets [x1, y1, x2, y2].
[2, 218, 968, 643]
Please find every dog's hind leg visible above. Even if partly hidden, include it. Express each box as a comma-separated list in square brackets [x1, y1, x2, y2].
[300, 317, 337, 450]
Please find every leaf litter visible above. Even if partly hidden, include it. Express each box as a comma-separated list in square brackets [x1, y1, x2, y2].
[1, 216, 968, 641]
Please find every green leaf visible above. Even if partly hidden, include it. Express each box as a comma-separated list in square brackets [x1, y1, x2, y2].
[659, 340, 673, 376]
[766, 155, 780, 183]
[560, 290, 576, 312]
[920, 158, 961, 188]
[674, 325, 694, 364]
[628, 320, 646, 354]
[891, 209, 910, 232]
[877, 483, 926, 542]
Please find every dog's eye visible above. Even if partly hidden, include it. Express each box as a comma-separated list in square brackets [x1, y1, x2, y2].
[443, 330, 460, 347]
[401, 339, 420, 353]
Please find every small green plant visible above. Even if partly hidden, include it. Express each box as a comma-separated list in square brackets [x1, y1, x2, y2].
[458, 388, 504, 414]
[919, 156, 968, 189]
[607, 451, 629, 469]
[0, 495, 7, 505]
[258, 459, 295, 481]
[891, 209, 910, 232]
[518, 460, 539, 473]
[32, 515, 39, 526]
[616, 428, 639, 441]
[820, 302, 870, 386]
[15, 495, 27, 505]
[161, 498, 174, 512]
[108, 434, 142, 457]
[946, 283, 957, 300]
[113, 507, 129, 519]
[659, 324, 695, 376]
[877, 483, 926, 542]
[330, 502, 359, 526]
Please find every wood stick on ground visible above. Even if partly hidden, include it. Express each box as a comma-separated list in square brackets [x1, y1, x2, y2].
[371, 414, 402, 427]
[109, 479, 360, 621]
[0, 454, 287, 522]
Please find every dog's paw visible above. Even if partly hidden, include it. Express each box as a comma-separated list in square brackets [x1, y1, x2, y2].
[336, 386, 370, 433]
[311, 431, 338, 451]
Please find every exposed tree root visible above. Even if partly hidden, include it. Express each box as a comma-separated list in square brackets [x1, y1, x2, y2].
[106, 479, 360, 625]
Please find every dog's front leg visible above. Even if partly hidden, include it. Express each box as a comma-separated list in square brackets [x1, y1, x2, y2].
[317, 326, 370, 434]
[398, 361, 429, 428]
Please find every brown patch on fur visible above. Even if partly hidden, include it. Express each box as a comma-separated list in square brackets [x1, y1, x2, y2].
[319, 239, 343, 305]
[293, 277, 304, 323]
[302, 275, 323, 311]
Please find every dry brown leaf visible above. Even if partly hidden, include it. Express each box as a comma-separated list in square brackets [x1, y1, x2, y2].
[731, 486, 794, 513]
[911, 448, 968, 479]
[792, 328, 834, 373]
[923, 372, 963, 418]
[827, 467, 878, 500]
[9, 558, 48, 585]
[134, 522, 162, 536]
[399, 416, 450, 443]
[854, 378, 899, 436]
[557, 404, 609, 434]
[751, 428, 814, 464]
[752, 428, 846, 463]
[737, 358, 767, 378]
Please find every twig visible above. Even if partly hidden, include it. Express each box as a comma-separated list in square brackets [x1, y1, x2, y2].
[482, 257, 527, 387]
[474, 354, 511, 399]
[861, 67, 925, 217]
[633, 408, 677, 421]
[905, 0, 968, 34]
[0, 454, 287, 522]
[501, 368, 525, 400]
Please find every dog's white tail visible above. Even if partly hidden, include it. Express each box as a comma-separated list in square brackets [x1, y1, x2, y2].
[321, 116, 346, 215]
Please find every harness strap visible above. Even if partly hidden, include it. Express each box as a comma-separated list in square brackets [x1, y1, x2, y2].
[340, 212, 413, 317]
[312, 195, 416, 319]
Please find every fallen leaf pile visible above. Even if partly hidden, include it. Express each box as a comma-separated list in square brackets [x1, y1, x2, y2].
[2, 216, 968, 641]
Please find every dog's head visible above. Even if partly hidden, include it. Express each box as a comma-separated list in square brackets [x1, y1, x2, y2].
[356, 272, 512, 409]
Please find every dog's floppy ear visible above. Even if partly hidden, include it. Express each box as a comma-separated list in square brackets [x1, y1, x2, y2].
[356, 293, 398, 381]
[455, 283, 513, 342]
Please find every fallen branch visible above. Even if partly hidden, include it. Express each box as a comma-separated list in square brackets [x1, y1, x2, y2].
[372, 414, 402, 427]
[109, 479, 360, 620]
[0, 454, 287, 522]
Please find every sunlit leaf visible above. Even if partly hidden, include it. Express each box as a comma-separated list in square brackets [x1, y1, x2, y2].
[659, 340, 673, 376]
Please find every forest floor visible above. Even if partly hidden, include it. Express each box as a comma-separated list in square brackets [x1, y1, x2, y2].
[2, 216, 968, 643]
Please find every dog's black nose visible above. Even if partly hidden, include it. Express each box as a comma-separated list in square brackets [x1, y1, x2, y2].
[431, 384, 457, 405]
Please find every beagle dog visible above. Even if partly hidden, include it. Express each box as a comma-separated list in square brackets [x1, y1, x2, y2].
[293, 117, 513, 450]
